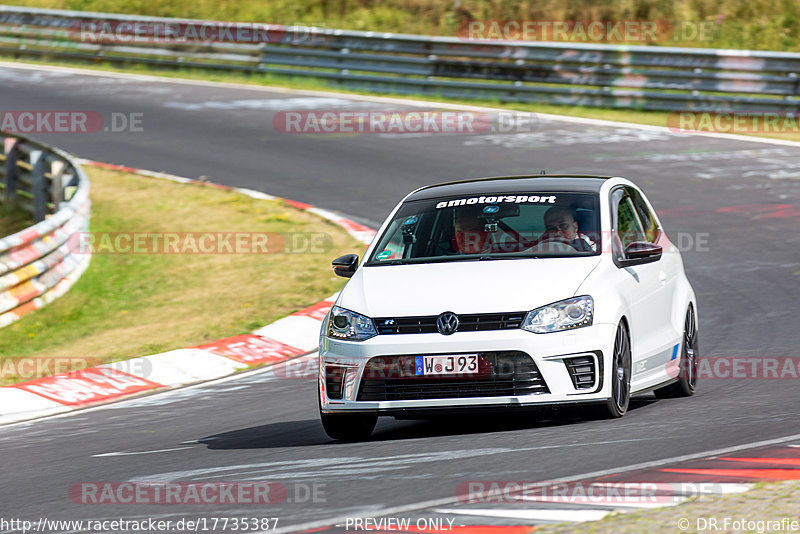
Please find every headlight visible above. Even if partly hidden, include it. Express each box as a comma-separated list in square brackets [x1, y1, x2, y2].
[327, 306, 377, 341]
[521, 296, 593, 334]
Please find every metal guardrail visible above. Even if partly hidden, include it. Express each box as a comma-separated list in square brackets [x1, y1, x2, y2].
[2, 134, 79, 222]
[0, 132, 90, 328]
[2, 6, 800, 112]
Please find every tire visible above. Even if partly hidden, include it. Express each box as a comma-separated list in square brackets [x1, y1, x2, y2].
[655, 305, 698, 398]
[318, 377, 378, 441]
[320, 412, 377, 441]
[583, 322, 631, 419]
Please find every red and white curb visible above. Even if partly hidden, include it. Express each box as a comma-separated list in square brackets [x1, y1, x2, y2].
[0, 161, 376, 425]
[297, 441, 800, 533]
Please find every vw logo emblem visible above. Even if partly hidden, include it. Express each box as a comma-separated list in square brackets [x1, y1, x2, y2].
[436, 312, 459, 335]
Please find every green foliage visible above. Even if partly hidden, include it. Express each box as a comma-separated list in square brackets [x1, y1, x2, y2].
[0, 203, 34, 237]
[5, 0, 800, 50]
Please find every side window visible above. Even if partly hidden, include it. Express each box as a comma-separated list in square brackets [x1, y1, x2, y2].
[373, 211, 445, 260]
[374, 221, 405, 260]
[628, 188, 659, 243]
[616, 196, 645, 249]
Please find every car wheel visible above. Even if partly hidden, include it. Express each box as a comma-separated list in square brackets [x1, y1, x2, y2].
[318, 390, 377, 441]
[655, 305, 698, 398]
[583, 322, 631, 419]
[320, 412, 377, 441]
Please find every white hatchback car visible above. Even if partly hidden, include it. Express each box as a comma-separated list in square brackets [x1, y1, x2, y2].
[318, 175, 698, 440]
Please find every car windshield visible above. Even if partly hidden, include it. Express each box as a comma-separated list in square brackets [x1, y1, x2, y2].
[365, 192, 601, 265]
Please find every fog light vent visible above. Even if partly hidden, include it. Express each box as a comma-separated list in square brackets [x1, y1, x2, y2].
[325, 365, 346, 399]
[564, 355, 596, 390]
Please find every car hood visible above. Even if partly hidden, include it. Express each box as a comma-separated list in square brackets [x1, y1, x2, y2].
[338, 256, 601, 317]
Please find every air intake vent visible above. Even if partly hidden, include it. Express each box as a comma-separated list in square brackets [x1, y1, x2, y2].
[357, 352, 548, 401]
[325, 365, 346, 399]
[564, 355, 596, 390]
[374, 312, 526, 335]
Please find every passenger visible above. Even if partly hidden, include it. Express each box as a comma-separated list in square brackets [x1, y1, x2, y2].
[541, 206, 596, 252]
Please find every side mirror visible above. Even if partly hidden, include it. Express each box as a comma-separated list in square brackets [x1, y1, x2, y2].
[618, 241, 662, 267]
[332, 254, 359, 278]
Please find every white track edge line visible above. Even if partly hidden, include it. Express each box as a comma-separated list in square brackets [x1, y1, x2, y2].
[268, 431, 800, 533]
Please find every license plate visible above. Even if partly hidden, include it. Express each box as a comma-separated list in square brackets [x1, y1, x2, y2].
[414, 354, 479, 376]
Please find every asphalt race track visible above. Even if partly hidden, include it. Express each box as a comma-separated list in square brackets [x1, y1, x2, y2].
[1, 62, 800, 530]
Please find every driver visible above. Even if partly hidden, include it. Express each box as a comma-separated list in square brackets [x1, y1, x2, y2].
[452, 207, 493, 254]
[541, 206, 597, 252]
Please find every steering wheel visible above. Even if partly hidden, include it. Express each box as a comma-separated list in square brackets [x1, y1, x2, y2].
[529, 234, 579, 253]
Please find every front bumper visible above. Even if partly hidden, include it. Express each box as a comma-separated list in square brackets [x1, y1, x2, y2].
[319, 323, 617, 414]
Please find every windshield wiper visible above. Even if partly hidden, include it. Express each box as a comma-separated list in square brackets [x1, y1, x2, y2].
[478, 254, 534, 261]
[371, 259, 408, 266]
[368, 254, 541, 266]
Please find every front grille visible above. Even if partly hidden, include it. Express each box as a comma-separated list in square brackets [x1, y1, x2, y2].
[564, 355, 596, 390]
[325, 365, 345, 399]
[357, 352, 549, 401]
[374, 312, 526, 335]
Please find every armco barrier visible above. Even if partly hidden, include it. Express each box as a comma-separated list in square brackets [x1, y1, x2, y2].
[0, 132, 90, 328]
[2, 6, 800, 112]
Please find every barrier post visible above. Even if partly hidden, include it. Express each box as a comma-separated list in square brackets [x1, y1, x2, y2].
[3, 137, 19, 207]
[30, 149, 47, 222]
[50, 159, 67, 206]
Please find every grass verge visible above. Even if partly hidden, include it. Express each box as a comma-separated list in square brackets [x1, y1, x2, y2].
[538, 480, 800, 534]
[4, 56, 800, 144]
[5, 0, 800, 52]
[0, 203, 34, 237]
[0, 166, 363, 384]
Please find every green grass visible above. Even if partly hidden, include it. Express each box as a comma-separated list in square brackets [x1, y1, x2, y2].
[0, 166, 363, 384]
[4, 0, 800, 51]
[0, 202, 34, 237]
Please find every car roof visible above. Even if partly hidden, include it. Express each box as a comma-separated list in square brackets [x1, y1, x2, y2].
[404, 175, 611, 202]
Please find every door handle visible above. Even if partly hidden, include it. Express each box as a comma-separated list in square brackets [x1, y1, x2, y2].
[659, 271, 667, 284]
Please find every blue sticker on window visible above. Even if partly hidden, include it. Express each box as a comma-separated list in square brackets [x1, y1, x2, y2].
[483, 205, 500, 214]
[403, 216, 418, 225]
[376, 250, 392, 260]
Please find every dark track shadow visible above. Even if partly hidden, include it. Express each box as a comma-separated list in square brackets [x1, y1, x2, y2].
[199, 419, 330, 449]
[199, 397, 656, 449]
[372, 396, 656, 441]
